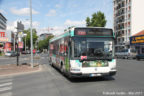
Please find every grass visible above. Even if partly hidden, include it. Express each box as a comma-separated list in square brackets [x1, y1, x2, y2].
[0, 52, 4, 56]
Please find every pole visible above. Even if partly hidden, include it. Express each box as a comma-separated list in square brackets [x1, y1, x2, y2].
[16, 34, 19, 66]
[25, 36, 26, 52]
[29, 0, 33, 68]
[14, 34, 15, 51]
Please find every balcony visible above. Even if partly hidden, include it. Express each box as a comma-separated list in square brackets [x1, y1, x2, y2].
[115, 0, 125, 4]
[115, 10, 125, 17]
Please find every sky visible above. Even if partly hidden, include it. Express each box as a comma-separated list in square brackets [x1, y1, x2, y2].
[0, 0, 113, 35]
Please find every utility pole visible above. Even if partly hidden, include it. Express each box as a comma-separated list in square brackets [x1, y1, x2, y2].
[15, 28, 19, 66]
[13, 33, 15, 51]
[16, 33, 19, 66]
[25, 36, 26, 52]
[29, 0, 33, 68]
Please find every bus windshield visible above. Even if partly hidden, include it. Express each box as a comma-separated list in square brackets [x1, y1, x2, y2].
[73, 37, 114, 59]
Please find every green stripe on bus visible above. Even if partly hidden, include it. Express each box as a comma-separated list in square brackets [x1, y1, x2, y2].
[110, 59, 115, 62]
[74, 35, 114, 38]
[70, 30, 74, 37]
[52, 54, 56, 57]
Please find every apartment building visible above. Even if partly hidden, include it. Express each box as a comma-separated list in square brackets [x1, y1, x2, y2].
[113, 0, 144, 51]
[0, 13, 7, 51]
[0, 13, 7, 30]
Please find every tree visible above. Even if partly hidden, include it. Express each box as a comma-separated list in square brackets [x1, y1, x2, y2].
[38, 35, 54, 51]
[86, 11, 107, 27]
[86, 17, 91, 27]
[23, 28, 38, 50]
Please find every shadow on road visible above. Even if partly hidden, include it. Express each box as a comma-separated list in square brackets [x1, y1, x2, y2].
[68, 76, 115, 83]
[50, 64, 115, 83]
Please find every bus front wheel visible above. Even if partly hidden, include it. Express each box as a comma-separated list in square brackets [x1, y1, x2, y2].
[60, 63, 64, 74]
[49, 58, 53, 66]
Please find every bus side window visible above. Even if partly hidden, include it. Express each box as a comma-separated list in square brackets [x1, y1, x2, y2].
[64, 43, 68, 56]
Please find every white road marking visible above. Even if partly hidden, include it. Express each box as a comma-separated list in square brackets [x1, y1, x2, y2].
[0, 82, 12, 87]
[0, 77, 13, 96]
[0, 86, 12, 92]
[0, 79, 12, 83]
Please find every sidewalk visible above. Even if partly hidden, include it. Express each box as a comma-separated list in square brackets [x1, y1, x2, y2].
[0, 63, 42, 77]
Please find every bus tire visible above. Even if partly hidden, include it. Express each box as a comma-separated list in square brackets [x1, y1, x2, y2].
[49, 58, 53, 66]
[60, 62, 64, 74]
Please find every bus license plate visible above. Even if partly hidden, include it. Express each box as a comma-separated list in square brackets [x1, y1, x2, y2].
[90, 74, 101, 77]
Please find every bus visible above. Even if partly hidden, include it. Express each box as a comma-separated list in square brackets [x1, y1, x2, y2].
[49, 27, 116, 78]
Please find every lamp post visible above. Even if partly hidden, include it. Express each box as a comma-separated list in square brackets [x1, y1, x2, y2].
[29, 0, 33, 68]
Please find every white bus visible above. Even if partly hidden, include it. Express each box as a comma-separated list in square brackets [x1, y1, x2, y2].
[49, 27, 117, 78]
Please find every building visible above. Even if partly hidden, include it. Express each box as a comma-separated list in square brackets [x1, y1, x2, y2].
[113, 0, 144, 51]
[38, 33, 53, 41]
[130, 30, 144, 54]
[0, 13, 7, 30]
[0, 13, 8, 52]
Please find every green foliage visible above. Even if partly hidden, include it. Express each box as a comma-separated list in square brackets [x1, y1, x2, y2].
[38, 35, 54, 51]
[86, 11, 107, 27]
[23, 28, 38, 50]
[86, 17, 91, 27]
[0, 51, 2, 56]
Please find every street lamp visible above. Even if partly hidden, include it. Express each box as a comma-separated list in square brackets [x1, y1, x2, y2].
[29, 0, 33, 68]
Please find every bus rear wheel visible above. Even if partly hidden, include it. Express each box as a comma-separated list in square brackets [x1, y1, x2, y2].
[60, 63, 64, 74]
[49, 58, 53, 66]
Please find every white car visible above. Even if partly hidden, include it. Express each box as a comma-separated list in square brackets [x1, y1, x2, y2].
[5, 51, 18, 57]
[5, 51, 12, 56]
[115, 49, 137, 59]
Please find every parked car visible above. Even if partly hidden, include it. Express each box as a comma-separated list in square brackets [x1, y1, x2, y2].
[22, 51, 27, 54]
[5, 51, 12, 56]
[115, 49, 137, 59]
[5, 51, 19, 57]
[26, 50, 31, 54]
[36, 50, 41, 54]
[136, 54, 144, 60]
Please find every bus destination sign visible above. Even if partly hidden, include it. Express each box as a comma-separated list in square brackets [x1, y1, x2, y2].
[74, 28, 113, 36]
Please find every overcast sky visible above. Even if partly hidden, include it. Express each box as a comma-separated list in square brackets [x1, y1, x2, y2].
[0, 0, 113, 35]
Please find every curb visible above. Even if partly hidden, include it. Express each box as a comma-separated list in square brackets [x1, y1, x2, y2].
[0, 64, 43, 77]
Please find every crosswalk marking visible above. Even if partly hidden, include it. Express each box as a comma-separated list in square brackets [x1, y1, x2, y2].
[0, 82, 12, 87]
[0, 79, 12, 83]
[0, 86, 12, 92]
[0, 77, 12, 96]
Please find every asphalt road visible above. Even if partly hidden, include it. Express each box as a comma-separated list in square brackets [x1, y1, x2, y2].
[0, 54, 40, 65]
[0, 54, 144, 96]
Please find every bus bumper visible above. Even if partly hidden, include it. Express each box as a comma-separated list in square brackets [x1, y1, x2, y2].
[69, 71, 117, 78]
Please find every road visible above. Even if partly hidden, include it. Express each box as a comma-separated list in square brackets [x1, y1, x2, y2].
[0, 54, 144, 96]
[0, 54, 40, 65]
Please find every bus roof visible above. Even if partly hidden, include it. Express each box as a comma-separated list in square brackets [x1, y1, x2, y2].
[49, 27, 114, 43]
